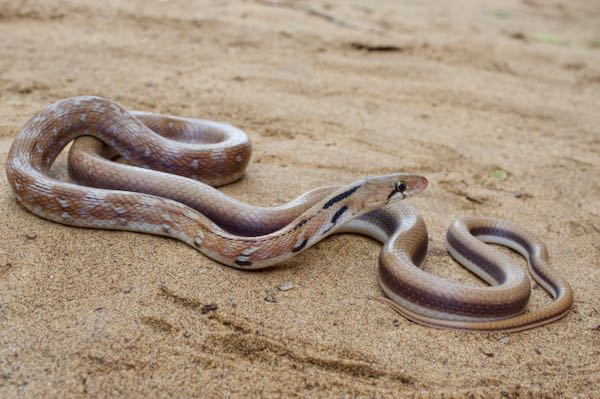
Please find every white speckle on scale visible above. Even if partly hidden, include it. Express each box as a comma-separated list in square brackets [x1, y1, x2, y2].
[57, 197, 70, 208]
[194, 231, 204, 247]
[241, 247, 259, 256]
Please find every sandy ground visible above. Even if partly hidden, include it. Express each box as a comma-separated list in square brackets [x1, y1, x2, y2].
[1, 0, 599, 397]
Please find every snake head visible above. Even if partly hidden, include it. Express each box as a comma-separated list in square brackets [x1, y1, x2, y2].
[362, 173, 428, 207]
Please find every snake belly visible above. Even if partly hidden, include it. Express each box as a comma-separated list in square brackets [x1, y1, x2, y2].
[5, 96, 573, 332]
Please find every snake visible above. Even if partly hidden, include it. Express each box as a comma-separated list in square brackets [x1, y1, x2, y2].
[5, 96, 573, 333]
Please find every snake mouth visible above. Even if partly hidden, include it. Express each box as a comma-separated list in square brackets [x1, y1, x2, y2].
[414, 176, 428, 193]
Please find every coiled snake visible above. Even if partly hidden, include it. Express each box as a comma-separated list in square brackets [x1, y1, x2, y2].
[5, 96, 573, 332]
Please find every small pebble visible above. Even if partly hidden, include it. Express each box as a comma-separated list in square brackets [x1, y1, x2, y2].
[264, 290, 277, 303]
[514, 192, 533, 199]
[481, 348, 495, 357]
[201, 303, 218, 314]
[392, 319, 401, 327]
[491, 168, 508, 181]
[500, 337, 510, 344]
[534, 348, 542, 355]
[25, 233, 37, 240]
[277, 282, 294, 291]
[465, 194, 486, 204]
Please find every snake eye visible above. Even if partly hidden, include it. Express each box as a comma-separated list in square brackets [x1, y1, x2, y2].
[395, 179, 407, 193]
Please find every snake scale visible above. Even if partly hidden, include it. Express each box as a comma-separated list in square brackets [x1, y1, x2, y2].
[5, 96, 573, 332]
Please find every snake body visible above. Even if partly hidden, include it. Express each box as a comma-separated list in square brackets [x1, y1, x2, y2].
[5, 96, 573, 332]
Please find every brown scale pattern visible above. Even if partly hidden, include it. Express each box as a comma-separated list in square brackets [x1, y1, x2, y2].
[6, 96, 421, 270]
[6, 95, 572, 332]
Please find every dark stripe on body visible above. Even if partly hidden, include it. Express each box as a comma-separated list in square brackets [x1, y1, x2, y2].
[331, 205, 348, 224]
[378, 263, 528, 317]
[234, 259, 252, 267]
[294, 219, 308, 230]
[411, 232, 428, 267]
[446, 231, 506, 284]
[469, 226, 559, 294]
[358, 209, 398, 237]
[292, 239, 308, 253]
[323, 186, 360, 209]
[470, 227, 533, 253]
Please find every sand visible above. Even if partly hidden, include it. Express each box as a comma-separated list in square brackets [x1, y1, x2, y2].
[1, 0, 599, 397]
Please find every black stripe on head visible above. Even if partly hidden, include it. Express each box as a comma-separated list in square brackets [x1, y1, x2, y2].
[292, 239, 308, 253]
[331, 205, 348, 225]
[234, 259, 253, 267]
[386, 188, 397, 201]
[323, 186, 360, 209]
[387, 188, 406, 201]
